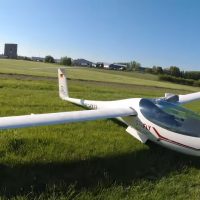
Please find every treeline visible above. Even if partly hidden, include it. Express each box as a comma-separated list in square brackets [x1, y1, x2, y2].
[144, 65, 200, 87]
[125, 62, 200, 87]
[124, 61, 200, 82]
[145, 65, 200, 81]
[159, 75, 200, 87]
[17, 55, 73, 66]
[44, 55, 72, 66]
[17, 55, 200, 87]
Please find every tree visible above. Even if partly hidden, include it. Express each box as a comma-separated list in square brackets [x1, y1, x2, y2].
[45, 55, 55, 63]
[60, 57, 72, 66]
[127, 60, 141, 71]
[156, 66, 163, 74]
[169, 66, 181, 77]
[163, 68, 170, 75]
[184, 71, 200, 80]
[152, 66, 163, 74]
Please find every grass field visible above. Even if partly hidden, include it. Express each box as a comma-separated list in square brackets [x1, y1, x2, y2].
[0, 59, 200, 199]
[0, 59, 199, 92]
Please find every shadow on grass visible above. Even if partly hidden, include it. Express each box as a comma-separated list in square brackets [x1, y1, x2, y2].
[1, 142, 200, 197]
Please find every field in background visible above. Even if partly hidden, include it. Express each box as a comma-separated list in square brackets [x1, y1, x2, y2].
[0, 59, 200, 199]
[0, 59, 199, 92]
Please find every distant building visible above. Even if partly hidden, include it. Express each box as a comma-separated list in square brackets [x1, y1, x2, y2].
[96, 62, 104, 68]
[73, 59, 93, 66]
[103, 63, 110, 69]
[109, 63, 127, 70]
[92, 63, 96, 67]
[4, 44, 18, 59]
[32, 57, 44, 62]
[95, 62, 111, 69]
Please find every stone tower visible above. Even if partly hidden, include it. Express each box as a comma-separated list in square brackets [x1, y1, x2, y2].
[4, 43, 18, 59]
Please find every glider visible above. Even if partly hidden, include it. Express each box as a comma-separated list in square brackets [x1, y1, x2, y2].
[1, 68, 200, 156]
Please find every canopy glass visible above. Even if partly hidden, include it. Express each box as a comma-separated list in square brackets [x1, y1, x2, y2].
[140, 98, 200, 137]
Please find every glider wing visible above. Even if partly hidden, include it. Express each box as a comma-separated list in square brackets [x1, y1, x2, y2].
[0, 107, 136, 130]
[178, 92, 200, 104]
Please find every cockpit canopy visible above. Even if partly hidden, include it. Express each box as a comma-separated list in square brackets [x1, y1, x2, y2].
[140, 98, 200, 137]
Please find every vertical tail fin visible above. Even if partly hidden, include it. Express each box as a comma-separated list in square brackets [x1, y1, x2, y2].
[58, 68, 68, 100]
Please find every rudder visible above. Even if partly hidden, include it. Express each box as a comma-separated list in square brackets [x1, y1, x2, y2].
[58, 68, 68, 99]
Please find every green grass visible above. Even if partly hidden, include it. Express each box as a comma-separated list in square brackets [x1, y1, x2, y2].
[0, 59, 199, 92]
[0, 59, 200, 199]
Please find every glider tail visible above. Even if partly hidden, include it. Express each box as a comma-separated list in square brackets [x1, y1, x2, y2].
[58, 68, 69, 100]
[58, 68, 110, 107]
[58, 68, 84, 106]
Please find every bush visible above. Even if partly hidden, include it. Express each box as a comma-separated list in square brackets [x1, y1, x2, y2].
[45, 55, 55, 63]
[60, 57, 72, 66]
[159, 75, 200, 87]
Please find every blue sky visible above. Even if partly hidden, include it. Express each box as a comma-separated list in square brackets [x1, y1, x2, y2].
[0, 0, 200, 70]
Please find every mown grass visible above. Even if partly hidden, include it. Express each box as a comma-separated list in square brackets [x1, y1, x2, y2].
[0, 61, 200, 199]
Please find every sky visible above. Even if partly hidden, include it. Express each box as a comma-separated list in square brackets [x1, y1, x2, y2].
[0, 0, 200, 70]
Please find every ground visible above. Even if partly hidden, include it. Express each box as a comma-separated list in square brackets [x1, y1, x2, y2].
[0, 59, 199, 199]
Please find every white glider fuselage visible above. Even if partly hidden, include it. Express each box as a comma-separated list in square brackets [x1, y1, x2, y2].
[63, 96, 200, 156]
[58, 67, 200, 156]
